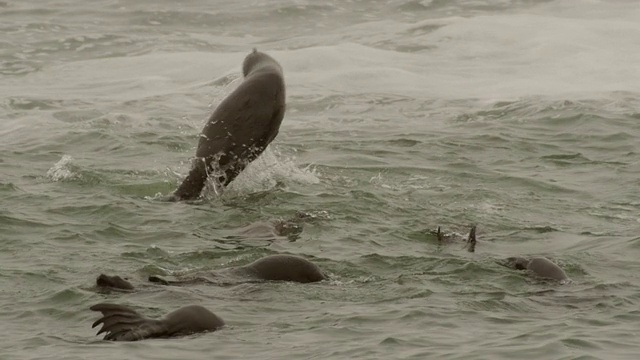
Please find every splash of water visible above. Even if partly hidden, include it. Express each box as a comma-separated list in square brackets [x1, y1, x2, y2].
[200, 146, 320, 198]
[46, 155, 79, 182]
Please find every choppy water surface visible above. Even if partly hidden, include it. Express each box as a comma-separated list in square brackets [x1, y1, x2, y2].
[2, 0, 640, 359]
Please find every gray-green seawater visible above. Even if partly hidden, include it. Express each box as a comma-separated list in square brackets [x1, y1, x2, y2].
[2, 1, 640, 359]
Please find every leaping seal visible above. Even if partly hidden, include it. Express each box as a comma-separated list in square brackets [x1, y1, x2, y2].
[171, 49, 286, 200]
[91, 303, 224, 341]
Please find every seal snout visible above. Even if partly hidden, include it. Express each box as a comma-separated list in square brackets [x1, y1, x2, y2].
[505, 257, 530, 270]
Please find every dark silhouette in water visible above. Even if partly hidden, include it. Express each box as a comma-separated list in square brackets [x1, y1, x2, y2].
[91, 303, 224, 341]
[95, 254, 327, 291]
[435, 226, 569, 281]
[171, 49, 286, 200]
[502, 256, 569, 281]
[435, 225, 476, 252]
[96, 274, 133, 291]
[91, 254, 325, 341]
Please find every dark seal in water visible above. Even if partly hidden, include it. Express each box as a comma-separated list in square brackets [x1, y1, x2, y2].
[91, 303, 224, 341]
[171, 49, 286, 200]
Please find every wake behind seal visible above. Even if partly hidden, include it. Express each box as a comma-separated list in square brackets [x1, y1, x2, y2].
[171, 49, 286, 200]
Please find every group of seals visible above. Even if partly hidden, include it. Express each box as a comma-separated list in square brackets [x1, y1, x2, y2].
[91, 50, 312, 341]
[89, 49, 572, 342]
[92, 254, 326, 341]
[170, 49, 286, 201]
[97, 254, 327, 291]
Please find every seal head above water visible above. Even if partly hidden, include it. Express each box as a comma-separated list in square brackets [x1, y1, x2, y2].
[171, 49, 286, 200]
[96, 274, 134, 290]
[91, 303, 224, 341]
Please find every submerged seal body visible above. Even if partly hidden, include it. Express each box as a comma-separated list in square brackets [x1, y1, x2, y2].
[172, 49, 286, 200]
[505, 256, 569, 281]
[235, 254, 326, 283]
[91, 303, 224, 341]
[97, 254, 326, 290]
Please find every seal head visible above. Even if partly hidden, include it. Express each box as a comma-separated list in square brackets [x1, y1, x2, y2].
[96, 274, 134, 290]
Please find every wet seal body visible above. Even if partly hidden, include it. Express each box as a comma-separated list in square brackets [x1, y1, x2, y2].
[97, 254, 327, 291]
[234, 254, 327, 283]
[150, 254, 327, 286]
[172, 49, 286, 200]
[505, 257, 569, 282]
[91, 303, 224, 341]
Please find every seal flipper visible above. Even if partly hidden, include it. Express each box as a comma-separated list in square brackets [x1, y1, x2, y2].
[436, 226, 443, 243]
[90, 303, 167, 341]
[466, 225, 477, 253]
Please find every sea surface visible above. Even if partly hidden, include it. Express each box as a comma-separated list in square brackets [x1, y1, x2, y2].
[1, 0, 640, 359]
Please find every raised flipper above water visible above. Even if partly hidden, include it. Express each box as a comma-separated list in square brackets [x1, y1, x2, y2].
[436, 226, 443, 243]
[90, 303, 224, 341]
[433, 225, 476, 252]
[466, 225, 477, 253]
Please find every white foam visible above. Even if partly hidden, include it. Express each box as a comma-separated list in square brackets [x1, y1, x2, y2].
[198, 146, 320, 199]
[46, 155, 78, 182]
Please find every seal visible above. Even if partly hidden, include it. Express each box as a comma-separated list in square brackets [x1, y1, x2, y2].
[237, 254, 327, 283]
[149, 254, 327, 286]
[171, 49, 286, 200]
[504, 256, 569, 281]
[96, 274, 134, 291]
[433, 226, 570, 282]
[97, 254, 327, 291]
[91, 303, 224, 341]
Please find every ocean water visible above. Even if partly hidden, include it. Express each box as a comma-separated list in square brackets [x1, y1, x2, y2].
[1, 0, 640, 359]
